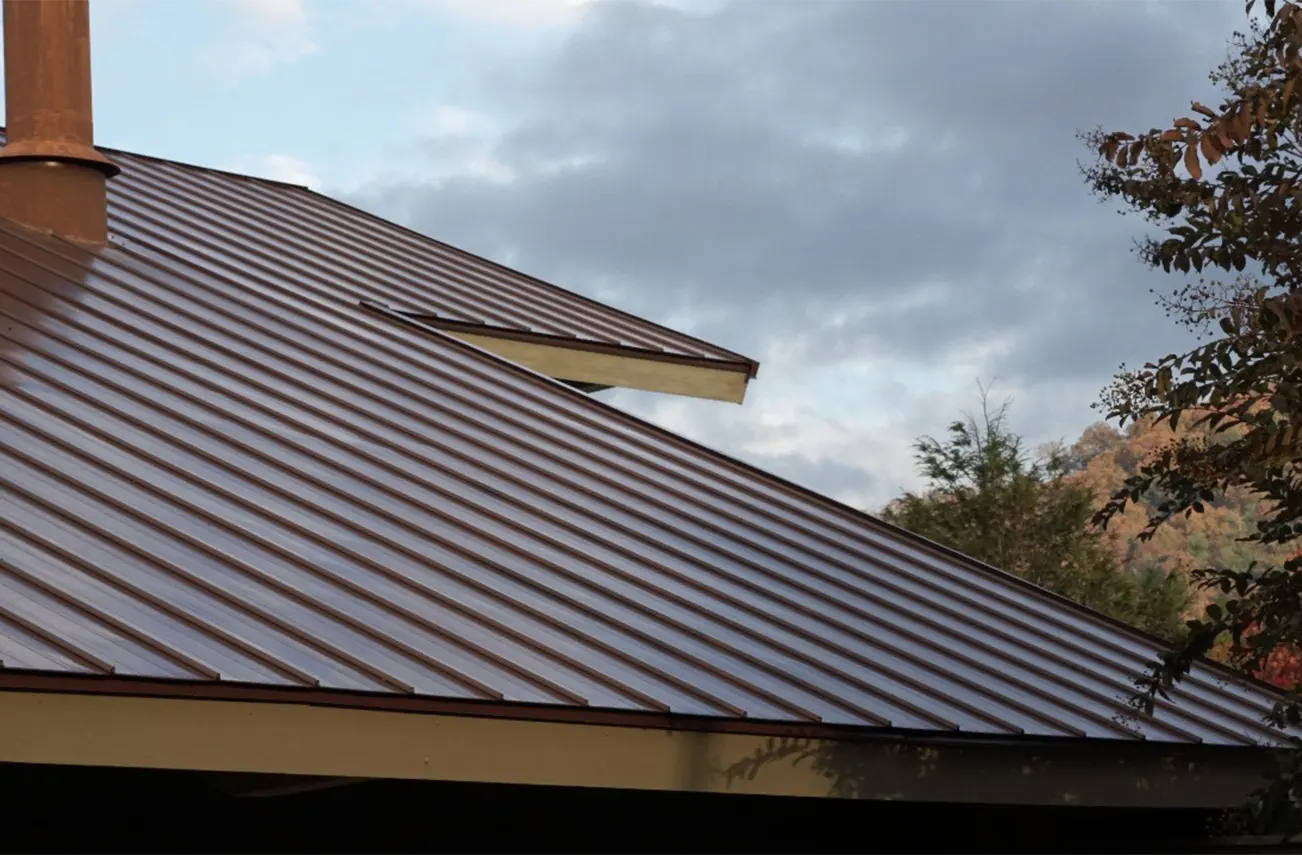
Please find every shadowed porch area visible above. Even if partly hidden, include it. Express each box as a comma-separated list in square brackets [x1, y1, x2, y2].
[1, 761, 1244, 852]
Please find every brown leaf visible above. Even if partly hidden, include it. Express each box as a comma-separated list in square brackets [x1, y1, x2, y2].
[1160, 129, 1185, 142]
[1129, 140, 1145, 166]
[1185, 142, 1203, 180]
[1233, 109, 1253, 142]
[1225, 114, 1242, 145]
[1192, 101, 1218, 118]
[1201, 131, 1221, 165]
[1175, 117, 1204, 130]
[1216, 121, 1235, 149]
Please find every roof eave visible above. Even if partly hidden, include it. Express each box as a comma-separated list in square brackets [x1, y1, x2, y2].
[363, 301, 757, 403]
[0, 675, 1280, 810]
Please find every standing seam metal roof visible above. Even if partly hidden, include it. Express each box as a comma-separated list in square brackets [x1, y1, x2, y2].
[0, 197, 1294, 748]
[82, 138, 755, 373]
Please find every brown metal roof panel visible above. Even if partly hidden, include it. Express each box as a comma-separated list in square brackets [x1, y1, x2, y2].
[0, 248, 1138, 733]
[0, 552, 190, 680]
[0, 616, 91, 674]
[216, 172, 727, 356]
[429, 381, 1168, 681]
[7, 362, 723, 709]
[97, 147, 750, 366]
[399, 347, 1282, 739]
[0, 219, 1294, 747]
[0, 266, 783, 716]
[5, 441, 697, 713]
[3, 418, 527, 700]
[114, 158, 583, 340]
[180, 338, 1302, 719]
[290, 349, 1286, 740]
[170, 259, 1291, 729]
[346, 320, 1159, 682]
[0, 350, 720, 712]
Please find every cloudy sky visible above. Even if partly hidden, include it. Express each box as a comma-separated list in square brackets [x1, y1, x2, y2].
[7, 0, 1248, 509]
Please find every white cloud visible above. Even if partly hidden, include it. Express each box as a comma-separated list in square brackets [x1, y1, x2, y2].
[366, 105, 516, 187]
[227, 154, 323, 190]
[237, 0, 310, 28]
[408, 0, 720, 30]
[206, 0, 317, 80]
[424, 105, 495, 138]
[413, 0, 594, 29]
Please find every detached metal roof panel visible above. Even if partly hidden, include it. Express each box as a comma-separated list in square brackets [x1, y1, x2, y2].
[0, 215, 1291, 748]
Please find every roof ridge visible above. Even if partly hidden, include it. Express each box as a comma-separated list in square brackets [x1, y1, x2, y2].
[106, 146, 313, 191]
[110, 149, 754, 375]
[0, 127, 314, 192]
[304, 186, 759, 372]
[1, 124, 759, 375]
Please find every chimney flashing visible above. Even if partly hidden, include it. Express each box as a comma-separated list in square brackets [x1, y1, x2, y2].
[0, 137, 120, 176]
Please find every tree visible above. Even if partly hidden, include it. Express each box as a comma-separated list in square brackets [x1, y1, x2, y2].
[1083, 0, 1302, 833]
[1066, 418, 1295, 611]
[881, 394, 1188, 639]
[1210, 618, 1302, 691]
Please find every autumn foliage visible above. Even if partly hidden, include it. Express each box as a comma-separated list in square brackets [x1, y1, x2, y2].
[1083, 0, 1302, 832]
[1209, 619, 1302, 690]
[1067, 414, 1295, 610]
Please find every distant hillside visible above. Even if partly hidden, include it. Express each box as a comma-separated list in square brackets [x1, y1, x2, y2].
[1066, 417, 1293, 611]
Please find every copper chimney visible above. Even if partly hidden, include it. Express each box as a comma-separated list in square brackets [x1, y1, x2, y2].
[0, 0, 117, 245]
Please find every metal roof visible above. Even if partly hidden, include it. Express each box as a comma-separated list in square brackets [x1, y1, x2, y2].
[6, 131, 754, 375]
[0, 157, 1292, 750]
[0, 217, 1286, 745]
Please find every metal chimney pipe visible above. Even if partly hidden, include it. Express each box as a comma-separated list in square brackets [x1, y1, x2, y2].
[0, 0, 118, 245]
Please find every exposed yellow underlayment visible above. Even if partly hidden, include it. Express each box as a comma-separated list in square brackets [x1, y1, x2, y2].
[0, 690, 1268, 808]
[447, 332, 750, 403]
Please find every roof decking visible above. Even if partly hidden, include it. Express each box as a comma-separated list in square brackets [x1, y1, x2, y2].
[0, 211, 1292, 748]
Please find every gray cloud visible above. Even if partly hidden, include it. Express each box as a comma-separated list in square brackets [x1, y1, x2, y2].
[354, 0, 1248, 504]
